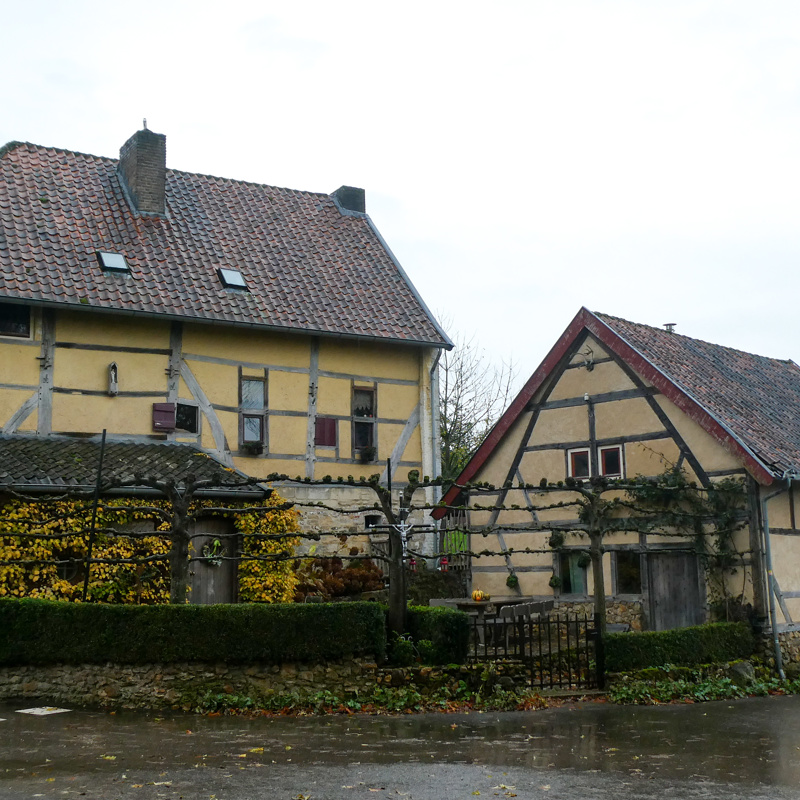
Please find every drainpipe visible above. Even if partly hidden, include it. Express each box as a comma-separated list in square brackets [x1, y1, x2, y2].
[429, 349, 443, 560]
[761, 474, 794, 681]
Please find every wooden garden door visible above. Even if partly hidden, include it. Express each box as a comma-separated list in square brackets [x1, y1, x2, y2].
[189, 517, 237, 604]
[647, 551, 704, 630]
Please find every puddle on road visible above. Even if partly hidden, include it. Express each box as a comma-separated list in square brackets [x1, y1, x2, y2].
[1, 695, 799, 787]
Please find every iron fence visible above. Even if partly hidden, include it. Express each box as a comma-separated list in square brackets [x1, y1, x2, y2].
[468, 610, 603, 690]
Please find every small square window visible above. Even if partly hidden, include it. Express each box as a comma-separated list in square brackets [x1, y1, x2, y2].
[568, 448, 590, 478]
[175, 403, 199, 433]
[218, 268, 248, 290]
[0, 302, 30, 338]
[97, 252, 130, 272]
[599, 445, 623, 477]
[239, 374, 267, 448]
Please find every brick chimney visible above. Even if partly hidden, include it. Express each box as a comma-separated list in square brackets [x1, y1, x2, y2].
[331, 185, 366, 214]
[118, 129, 167, 216]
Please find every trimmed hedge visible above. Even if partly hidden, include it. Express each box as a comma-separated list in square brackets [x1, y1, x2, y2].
[406, 605, 470, 664]
[0, 598, 386, 666]
[604, 622, 755, 672]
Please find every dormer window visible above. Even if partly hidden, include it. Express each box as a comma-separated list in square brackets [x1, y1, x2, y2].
[97, 252, 130, 272]
[218, 268, 248, 290]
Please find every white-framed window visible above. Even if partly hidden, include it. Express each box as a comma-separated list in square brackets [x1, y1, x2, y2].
[567, 447, 590, 478]
[240, 373, 268, 451]
[352, 385, 376, 454]
[599, 444, 624, 477]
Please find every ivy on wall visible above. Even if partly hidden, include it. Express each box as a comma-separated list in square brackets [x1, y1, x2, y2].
[0, 491, 300, 604]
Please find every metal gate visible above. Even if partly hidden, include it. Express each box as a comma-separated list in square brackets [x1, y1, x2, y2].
[468, 611, 603, 690]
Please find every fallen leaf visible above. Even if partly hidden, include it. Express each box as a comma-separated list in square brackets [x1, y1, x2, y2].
[249, 747, 264, 753]
[100, 755, 116, 761]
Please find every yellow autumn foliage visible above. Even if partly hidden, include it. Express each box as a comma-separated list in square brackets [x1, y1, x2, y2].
[0, 489, 300, 604]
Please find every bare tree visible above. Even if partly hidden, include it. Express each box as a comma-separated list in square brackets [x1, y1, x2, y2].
[439, 331, 516, 483]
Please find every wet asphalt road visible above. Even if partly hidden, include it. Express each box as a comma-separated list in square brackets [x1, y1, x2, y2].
[1, 695, 800, 799]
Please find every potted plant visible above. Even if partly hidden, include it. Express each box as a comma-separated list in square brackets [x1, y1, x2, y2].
[359, 446, 376, 463]
[240, 442, 263, 456]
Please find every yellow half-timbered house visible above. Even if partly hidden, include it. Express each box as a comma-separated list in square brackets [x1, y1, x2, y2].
[436, 308, 800, 643]
[0, 128, 451, 599]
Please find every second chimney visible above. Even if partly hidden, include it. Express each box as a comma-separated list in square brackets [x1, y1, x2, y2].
[118, 129, 166, 216]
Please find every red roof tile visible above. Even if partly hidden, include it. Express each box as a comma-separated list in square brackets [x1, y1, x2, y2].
[0, 139, 450, 348]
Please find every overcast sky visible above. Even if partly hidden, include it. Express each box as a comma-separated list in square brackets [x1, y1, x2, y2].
[3, 1, 800, 391]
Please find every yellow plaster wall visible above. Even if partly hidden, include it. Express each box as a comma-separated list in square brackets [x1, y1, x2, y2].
[53, 349, 167, 393]
[378, 383, 419, 419]
[625, 440, 683, 478]
[52, 395, 154, 435]
[317, 377, 350, 416]
[269, 415, 308, 455]
[270, 372, 309, 412]
[186, 361, 239, 407]
[0, 342, 39, 386]
[0, 389, 37, 429]
[770, 533, 800, 592]
[595, 397, 662, 440]
[549, 359, 636, 401]
[517, 449, 565, 485]
[183, 325, 311, 368]
[655, 395, 742, 472]
[528, 406, 589, 447]
[56, 312, 169, 348]
[473, 409, 535, 487]
[318, 341, 419, 381]
[765, 493, 795, 530]
[568, 337, 609, 365]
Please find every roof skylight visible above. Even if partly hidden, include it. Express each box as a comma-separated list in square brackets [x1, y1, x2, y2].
[218, 268, 248, 290]
[97, 252, 130, 272]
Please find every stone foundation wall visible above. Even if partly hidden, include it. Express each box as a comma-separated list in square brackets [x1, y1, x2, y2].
[756, 629, 800, 671]
[555, 600, 644, 630]
[0, 660, 531, 712]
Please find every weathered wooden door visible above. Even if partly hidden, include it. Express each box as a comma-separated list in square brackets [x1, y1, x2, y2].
[189, 518, 237, 604]
[647, 551, 704, 630]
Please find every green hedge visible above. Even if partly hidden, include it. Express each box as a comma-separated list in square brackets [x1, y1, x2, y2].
[0, 598, 386, 666]
[604, 622, 755, 672]
[406, 605, 470, 664]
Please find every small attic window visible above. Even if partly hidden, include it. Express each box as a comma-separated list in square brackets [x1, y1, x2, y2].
[218, 268, 248, 290]
[97, 252, 129, 272]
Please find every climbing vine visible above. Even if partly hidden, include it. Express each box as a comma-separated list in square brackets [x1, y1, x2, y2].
[0, 489, 300, 604]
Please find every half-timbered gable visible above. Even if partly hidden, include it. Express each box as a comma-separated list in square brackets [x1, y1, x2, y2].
[437, 308, 800, 633]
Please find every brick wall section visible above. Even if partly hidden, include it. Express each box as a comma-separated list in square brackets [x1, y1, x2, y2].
[118, 129, 166, 215]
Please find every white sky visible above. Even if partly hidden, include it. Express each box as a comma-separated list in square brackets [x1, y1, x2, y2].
[3, 1, 800, 391]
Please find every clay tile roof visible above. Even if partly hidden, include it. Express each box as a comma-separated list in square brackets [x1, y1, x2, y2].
[0, 140, 450, 348]
[595, 312, 800, 477]
[0, 434, 264, 496]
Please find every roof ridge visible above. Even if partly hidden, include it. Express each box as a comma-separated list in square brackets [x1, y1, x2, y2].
[595, 310, 793, 365]
[3, 139, 333, 200]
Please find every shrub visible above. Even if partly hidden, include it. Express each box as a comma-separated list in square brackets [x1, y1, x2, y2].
[406, 605, 470, 664]
[294, 557, 385, 601]
[604, 622, 754, 672]
[0, 598, 386, 665]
